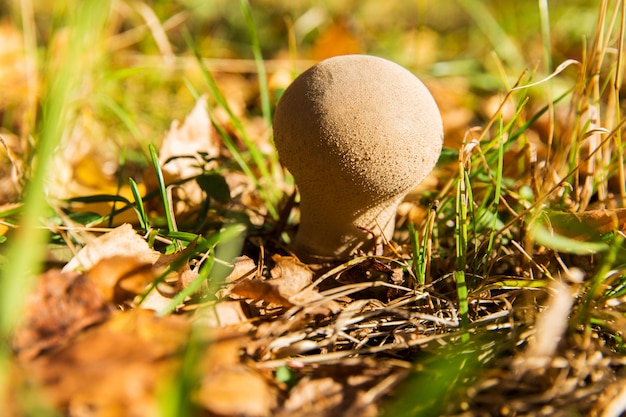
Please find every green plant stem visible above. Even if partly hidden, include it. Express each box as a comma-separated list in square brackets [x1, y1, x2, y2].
[129, 177, 150, 230]
[483, 117, 505, 276]
[538, 0, 553, 73]
[184, 31, 279, 219]
[408, 222, 424, 286]
[574, 234, 624, 334]
[240, 0, 272, 128]
[455, 162, 471, 333]
[149, 144, 176, 233]
[157, 223, 246, 316]
[240, 0, 284, 186]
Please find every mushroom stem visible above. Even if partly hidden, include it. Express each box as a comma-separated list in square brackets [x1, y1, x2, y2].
[293, 192, 403, 261]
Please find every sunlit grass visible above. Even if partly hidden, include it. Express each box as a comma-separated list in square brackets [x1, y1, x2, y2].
[395, 0, 626, 412]
[0, 1, 112, 406]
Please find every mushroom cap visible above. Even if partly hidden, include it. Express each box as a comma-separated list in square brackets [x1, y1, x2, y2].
[273, 54, 443, 259]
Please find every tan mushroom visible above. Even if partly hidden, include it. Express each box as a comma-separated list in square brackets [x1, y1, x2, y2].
[273, 54, 443, 262]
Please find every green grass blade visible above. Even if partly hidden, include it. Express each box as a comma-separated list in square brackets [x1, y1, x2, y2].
[157, 223, 247, 316]
[99, 96, 142, 139]
[456, 0, 524, 69]
[382, 337, 487, 416]
[149, 143, 175, 233]
[573, 234, 624, 333]
[0, 0, 112, 401]
[538, 0, 553, 73]
[129, 177, 150, 230]
[0, 0, 112, 333]
[408, 222, 424, 286]
[67, 194, 132, 204]
[240, 0, 272, 128]
[483, 117, 505, 275]
[455, 162, 470, 333]
[240, 0, 284, 184]
[183, 30, 279, 219]
[529, 219, 609, 255]
[0, 205, 23, 218]
[473, 279, 550, 294]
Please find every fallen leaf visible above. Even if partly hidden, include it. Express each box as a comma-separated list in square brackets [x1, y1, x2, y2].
[270, 255, 321, 305]
[12, 269, 111, 361]
[197, 333, 276, 417]
[46, 110, 141, 223]
[139, 286, 176, 312]
[230, 255, 319, 308]
[159, 96, 218, 172]
[542, 208, 626, 240]
[231, 279, 295, 308]
[198, 367, 276, 416]
[86, 255, 158, 303]
[269, 255, 313, 292]
[279, 376, 343, 416]
[198, 300, 251, 328]
[223, 255, 258, 284]
[19, 310, 190, 416]
[156, 95, 221, 213]
[276, 359, 396, 417]
[63, 224, 160, 273]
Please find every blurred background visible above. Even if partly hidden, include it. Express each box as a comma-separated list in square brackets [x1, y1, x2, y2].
[0, 0, 605, 204]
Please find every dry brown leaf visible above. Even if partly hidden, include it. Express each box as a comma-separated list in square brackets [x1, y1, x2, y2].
[86, 255, 158, 303]
[230, 255, 318, 307]
[156, 95, 220, 213]
[269, 255, 312, 290]
[159, 98, 217, 175]
[12, 269, 111, 361]
[231, 279, 295, 308]
[270, 255, 321, 305]
[138, 287, 175, 312]
[199, 300, 251, 328]
[223, 255, 258, 283]
[63, 224, 160, 273]
[197, 367, 276, 416]
[46, 110, 141, 219]
[19, 310, 190, 416]
[280, 376, 344, 416]
[197, 333, 276, 417]
[547, 208, 626, 240]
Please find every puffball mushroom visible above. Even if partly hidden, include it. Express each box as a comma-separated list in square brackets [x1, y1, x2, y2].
[273, 54, 443, 262]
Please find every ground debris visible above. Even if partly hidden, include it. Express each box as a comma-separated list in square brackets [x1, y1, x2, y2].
[12, 269, 111, 361]
[9, 221, 626, 417]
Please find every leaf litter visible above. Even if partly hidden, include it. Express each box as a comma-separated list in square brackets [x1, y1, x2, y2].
[7, 75, 626, 416]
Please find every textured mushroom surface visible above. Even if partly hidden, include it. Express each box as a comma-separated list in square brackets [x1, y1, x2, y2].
[274, 54, 443, 261]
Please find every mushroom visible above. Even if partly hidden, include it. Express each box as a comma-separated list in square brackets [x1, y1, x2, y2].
[273, 54, 443, 262]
